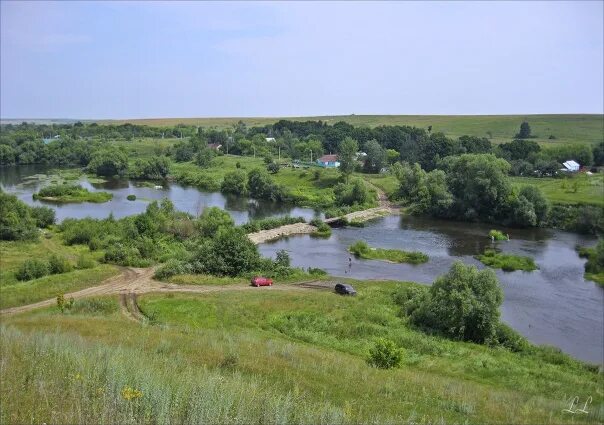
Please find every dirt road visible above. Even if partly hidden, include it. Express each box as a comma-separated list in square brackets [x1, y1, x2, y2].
[0, 267, 335, 317]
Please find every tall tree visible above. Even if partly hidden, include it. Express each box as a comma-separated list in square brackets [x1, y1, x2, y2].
[362, 139, 387, 173]
[516, 121, 532, 139]
[338, 137, 358, 182]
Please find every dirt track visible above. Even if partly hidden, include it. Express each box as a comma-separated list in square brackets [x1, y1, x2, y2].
[0, 267, 335, 317]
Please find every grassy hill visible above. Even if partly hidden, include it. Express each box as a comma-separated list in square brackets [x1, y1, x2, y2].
[101, 114, 604, 146]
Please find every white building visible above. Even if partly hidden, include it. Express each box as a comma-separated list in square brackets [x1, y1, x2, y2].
[562, 160, 580, 172]
[265, 137, 276, 143]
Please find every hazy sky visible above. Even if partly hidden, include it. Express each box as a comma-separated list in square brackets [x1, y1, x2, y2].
[1, 1, 603, 119]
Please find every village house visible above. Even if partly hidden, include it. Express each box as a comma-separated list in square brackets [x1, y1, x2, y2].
[317, 154, 340, 168]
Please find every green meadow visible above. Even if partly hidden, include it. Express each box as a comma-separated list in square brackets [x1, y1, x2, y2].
[2, 282, 602, 424]
[103, 114, 604, 146]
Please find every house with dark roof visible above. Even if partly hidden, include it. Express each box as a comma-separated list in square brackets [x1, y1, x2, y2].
[317, 154, 340, 168]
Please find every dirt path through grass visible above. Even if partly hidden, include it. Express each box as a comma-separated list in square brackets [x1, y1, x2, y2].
[0, 267, 336, 316]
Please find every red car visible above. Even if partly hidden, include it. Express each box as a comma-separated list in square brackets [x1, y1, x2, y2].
[251, 276, 273, 287]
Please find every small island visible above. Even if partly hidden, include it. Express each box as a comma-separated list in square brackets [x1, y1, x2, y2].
[33, 184, 112, 204]
[349, 240, 428, 264]
[475, 249, 537, 272]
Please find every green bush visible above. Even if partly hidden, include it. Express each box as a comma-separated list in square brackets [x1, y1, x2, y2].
[367, 338, 403, 369]
[310, 219, 332, 238]
[30, 206, 56, 228]
[267, 163, 280, 174]
[489, 230, 508, 241]
[48, 254, 73, 274]
[0, 192, 38, 241]
[16, 259, 50, 281]
[154, 259, 192, 280]
[412, 262, 503, 344]
[220, 170, 247, 195]
[127, 194, 136, 201]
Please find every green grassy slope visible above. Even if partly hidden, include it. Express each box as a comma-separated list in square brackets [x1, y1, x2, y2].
[3, 284, 602, 424]
[102, 114, 604, 145]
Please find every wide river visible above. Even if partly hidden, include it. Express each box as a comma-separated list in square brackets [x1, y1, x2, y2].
[2, 165, 603, 364]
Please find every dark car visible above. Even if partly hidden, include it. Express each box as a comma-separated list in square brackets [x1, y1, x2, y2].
[334, 283, 356, 295]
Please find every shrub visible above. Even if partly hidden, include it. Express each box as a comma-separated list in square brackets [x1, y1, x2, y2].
[16, 259, 49, 281]
[367, 338, 403, 369]
[307, 267, 327, 276]
[0, 192, 38, 241]
[30, 206, 56, 228]
[494, 323, 530, 352]
[489, 230, 508, 241]
[349, 240, 369, 256]
[48, 254, 73, 274]
[412, 262, 503, 344]
[56, 294, 74, 313]
[221, 170, 247, 195]
[154, 259, 192, 280]
[267, 163, 280, 174]
[310, 218, 332, 238]
[127, 194, 136, 201]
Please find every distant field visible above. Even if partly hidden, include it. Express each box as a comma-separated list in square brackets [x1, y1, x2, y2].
[101, 114, 604, 146]
[511, 174, 604, 206]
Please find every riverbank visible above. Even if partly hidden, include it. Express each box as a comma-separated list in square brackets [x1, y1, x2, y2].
[2, 276, 602, 424]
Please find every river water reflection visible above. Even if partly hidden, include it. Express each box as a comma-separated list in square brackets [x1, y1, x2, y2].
[1, 165, 603, 364]
[259, 215, 604, 364]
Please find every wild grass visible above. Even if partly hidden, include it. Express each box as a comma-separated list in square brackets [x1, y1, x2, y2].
[0, 325, 345, 425]
[510, 174, 604, 207]
[349, 240, 428, 264]
[475, 249, 538, 272]
[0, 265, 118, 309]
[489, 230, 508, 241]
[0, 232, 104, 286]
[3, 282, 603, 424]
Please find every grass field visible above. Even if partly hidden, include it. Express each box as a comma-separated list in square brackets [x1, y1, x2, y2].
[511, 173, 604, 206]
[3, 283, 602, 424]
[0, 232, 119, 309]
[101, 114, 604, 146]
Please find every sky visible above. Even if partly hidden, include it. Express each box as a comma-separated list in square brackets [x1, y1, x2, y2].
[1, 1, 603, 119]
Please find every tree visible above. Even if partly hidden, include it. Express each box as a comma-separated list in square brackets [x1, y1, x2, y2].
[267, 163, 280, 174]
[195, 227, 262, 276]
[30, 206, 55, 228]
[441, 154, 512, 221]
[0, 192, 38, 241]
[338, 137, 358, 181]
[87, 147, 129, 177]
[247, 169, 283, 201]
[459, 135, 492, 154]
[334, 179, 369, 206]
[221, 170, 247, 195]
[196, 206, 234, 238]
[519, 186, 549, 225]
[593, 142, 604, 166]
[498, 139, 540, 161]
[195, 147, 215, 168]
[385, 149, 399, 165]
[362, 139, 386, 173]
[414, 262, 503, 343]
[275, 249, 291, 268]
[516, 121, 532, 139]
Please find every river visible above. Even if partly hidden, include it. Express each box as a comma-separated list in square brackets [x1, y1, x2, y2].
[2, 165, 603, 364]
